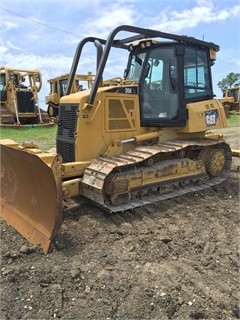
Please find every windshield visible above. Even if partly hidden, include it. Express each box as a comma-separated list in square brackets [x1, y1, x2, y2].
[125, 52, 146, 82]
[60, 79, 68, 96]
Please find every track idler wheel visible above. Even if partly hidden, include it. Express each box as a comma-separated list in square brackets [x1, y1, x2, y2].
[205, 149, 226, 176]
[200, 144, 231, 178]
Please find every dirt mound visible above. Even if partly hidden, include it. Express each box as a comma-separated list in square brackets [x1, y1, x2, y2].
[1, 128, 239, 320]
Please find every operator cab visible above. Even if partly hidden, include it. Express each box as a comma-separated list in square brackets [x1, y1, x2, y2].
[125, 40, 214, 127]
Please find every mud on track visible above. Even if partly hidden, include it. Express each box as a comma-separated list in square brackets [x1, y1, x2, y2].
[1, 127, 240, 320]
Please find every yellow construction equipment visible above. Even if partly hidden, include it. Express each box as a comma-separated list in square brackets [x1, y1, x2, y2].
[0, 25, 236, 253]
[220, 86, 240, 116]
[0, 66, 51, 126]
[45, 72, 95, 117]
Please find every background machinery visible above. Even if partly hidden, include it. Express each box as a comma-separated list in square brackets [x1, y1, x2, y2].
[45, 72, 95, 118]
[0, 66, 50, 125]
[0, 25, 234, 253]
[220, 86, 240, 116]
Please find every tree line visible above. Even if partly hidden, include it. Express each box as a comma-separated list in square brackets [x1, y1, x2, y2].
[217, 72, 240, 92]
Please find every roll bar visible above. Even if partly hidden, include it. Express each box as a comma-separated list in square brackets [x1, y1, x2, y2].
[66, 25, 220, 105]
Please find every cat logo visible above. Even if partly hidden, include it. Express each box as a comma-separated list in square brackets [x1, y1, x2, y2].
[205, 110, 218, 126]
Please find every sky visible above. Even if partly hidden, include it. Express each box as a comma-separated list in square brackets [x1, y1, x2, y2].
[1, 0, 240, 109]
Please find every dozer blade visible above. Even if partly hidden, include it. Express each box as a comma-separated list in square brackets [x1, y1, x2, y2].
[0, 144, 63, 253]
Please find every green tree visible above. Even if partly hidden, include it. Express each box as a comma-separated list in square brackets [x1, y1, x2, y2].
[217, 72, 240, 92]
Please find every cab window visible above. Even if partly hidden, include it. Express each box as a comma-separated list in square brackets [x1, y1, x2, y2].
[140, 47, 178, 121]
[184, 47, 212, 100]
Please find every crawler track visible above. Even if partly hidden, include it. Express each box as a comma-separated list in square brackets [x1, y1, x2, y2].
[81, 139, 232, 212]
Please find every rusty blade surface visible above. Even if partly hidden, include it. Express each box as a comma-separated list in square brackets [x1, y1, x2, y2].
[0, 144, 63, 253]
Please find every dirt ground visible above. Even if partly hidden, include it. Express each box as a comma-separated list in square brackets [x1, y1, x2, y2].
[1, 127, 239, 320]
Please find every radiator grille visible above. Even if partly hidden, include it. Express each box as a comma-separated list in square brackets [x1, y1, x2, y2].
[56, 103, 78, 163]
[56, 139, 75, 163]
[17, 91, 35, 113]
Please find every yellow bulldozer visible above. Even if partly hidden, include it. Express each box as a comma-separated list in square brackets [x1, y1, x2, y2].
[45, 72, 95, 118]
[220, 86, 240, 114]
[0, 25, 237, 253]
[0, 66, 51, 125]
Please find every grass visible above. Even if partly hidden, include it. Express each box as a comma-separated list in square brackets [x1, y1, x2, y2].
[227, 113, 240, 127]
[0, 125, 57, 151]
